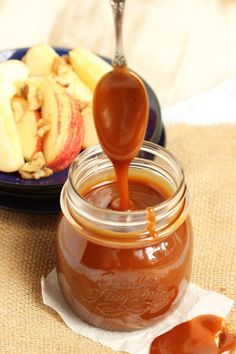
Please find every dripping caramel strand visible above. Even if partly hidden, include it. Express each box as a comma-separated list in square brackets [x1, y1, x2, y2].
[146, 207, 158, 238]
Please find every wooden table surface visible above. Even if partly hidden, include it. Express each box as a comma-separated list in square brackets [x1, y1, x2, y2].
[1, 0, 236, 107]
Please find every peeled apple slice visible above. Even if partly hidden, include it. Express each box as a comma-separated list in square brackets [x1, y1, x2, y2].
[65, 70, 93, 102]
[50, 69, 92, 102]
[0, 60, 29, 99]
[16, 110, 42, 161]
[81, 104, 99, 149]
[22, 43, 58, 76]
[0, 77, 24, 172]
[69, 47, 112, 91]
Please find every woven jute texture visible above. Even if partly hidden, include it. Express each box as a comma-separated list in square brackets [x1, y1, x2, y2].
[0, 124, 235, 354]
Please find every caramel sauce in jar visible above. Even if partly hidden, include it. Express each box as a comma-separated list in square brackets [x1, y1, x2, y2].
[57, 143, 193, 331]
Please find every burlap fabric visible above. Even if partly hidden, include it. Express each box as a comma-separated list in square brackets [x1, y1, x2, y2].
[0, 124, 235, 354]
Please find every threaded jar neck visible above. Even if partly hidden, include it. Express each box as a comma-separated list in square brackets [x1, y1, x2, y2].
[60, 141, 190, 248]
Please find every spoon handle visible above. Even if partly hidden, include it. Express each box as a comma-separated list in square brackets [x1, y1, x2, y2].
[110, 0, 127, 67]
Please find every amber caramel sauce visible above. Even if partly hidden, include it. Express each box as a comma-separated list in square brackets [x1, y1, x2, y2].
[150, 315, 236, 354]
[57, 220, 192, 330]
[57, 173, 193, 330]
[83, 179, 167, 210]
[93, 66, 148, 210]
[57, 51, 234, 344]
[57, 64, 194, 330]
[83, 179, 163, 237]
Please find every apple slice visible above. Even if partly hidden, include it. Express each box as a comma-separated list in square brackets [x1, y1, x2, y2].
[16, 110, 43, 161]
[0, 60, 29, 99]
[0, 80, 24, 172]
[69, 47, 112, 91]
[22, 43, 58, 76]
[67, 70, 93, 102]
[51, 57, 92, 102]
[41, 79, 84, 172]
[81, 104, 99, 149]
[22, 77, 44, 110]
[11, 96, 28, 123]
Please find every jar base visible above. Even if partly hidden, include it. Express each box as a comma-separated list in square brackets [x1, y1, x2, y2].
[57, 271, 190, 332]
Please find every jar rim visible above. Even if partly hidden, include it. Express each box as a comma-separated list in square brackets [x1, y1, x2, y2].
[60, 141, 189, 245]
[67, 141, 185, 216]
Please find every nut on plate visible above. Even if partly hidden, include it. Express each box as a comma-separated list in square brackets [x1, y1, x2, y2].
[19, 152, 53, 179]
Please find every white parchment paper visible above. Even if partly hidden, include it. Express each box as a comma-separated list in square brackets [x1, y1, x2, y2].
[41, 269, 234, 354]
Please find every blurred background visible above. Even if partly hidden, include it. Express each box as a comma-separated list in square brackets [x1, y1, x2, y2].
[1, 0, 236, 107]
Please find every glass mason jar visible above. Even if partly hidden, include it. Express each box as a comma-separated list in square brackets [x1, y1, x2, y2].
[57, 141, 193, 331]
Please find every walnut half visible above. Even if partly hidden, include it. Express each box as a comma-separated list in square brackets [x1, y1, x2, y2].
[19, 152, 53, 180]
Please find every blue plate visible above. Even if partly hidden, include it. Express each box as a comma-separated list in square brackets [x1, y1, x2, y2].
[0, 47, 165, 213]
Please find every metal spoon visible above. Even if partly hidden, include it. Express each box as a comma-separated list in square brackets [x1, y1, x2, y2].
[111, 0, 127, 67]
[93, 0, 148, 210]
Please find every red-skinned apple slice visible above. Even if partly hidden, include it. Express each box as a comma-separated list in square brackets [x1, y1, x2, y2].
[16, 110, 43, 161]
[41, 80, 84, 172]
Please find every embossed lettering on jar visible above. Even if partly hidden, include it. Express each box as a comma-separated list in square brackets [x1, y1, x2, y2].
[56, 142, 193, 331]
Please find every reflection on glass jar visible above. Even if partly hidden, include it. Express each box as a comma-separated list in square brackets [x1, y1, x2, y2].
[57, 142, 193, 331]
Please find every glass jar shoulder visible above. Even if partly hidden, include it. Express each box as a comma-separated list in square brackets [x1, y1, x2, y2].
[57, 216, 192, 272]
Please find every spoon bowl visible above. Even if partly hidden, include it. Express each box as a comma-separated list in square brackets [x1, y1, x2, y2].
[93, 66, 148, 162]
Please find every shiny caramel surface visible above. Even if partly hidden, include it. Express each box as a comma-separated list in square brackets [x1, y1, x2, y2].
[83, 179, 167, 210]
[93, 66, 148, 210]
[150, 315, 236, 354]
[57, 178, 193, 331]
